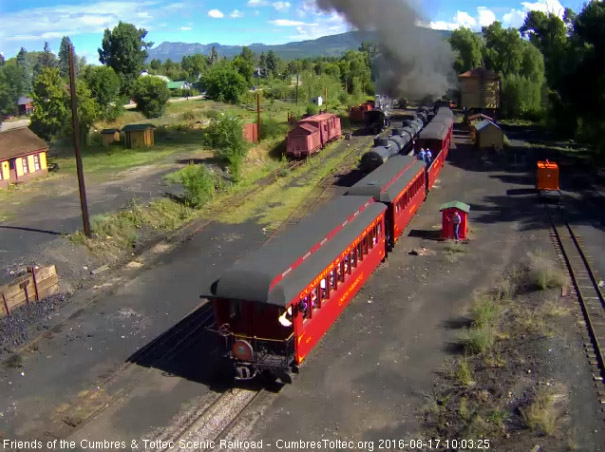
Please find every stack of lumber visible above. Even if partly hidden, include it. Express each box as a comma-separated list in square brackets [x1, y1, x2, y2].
[0, 265, 58, 317]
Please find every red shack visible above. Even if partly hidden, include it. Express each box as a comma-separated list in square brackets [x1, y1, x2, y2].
[440, 201, 470, 240]
[349, 103, 372, 123]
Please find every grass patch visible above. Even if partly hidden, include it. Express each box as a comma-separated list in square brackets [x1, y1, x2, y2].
[526, 251, 567, 290]
[470, 295, 502, 328]
[463, 324, 496, 355]
[4, 353, 23, 369]
[444, 242, 468, 262]
[69, 198, 193, 257]
[520, 388, 560, 435]
[455, 358, 474, 387]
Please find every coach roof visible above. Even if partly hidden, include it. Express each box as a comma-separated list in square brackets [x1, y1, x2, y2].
[209, 196, 386, 306]
[347, 156, 424, 202]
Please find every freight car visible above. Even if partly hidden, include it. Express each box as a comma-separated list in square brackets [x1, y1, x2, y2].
[364, 109, 390, 134]
[286, 113, 342, 158]
[206, 196, 387, 381]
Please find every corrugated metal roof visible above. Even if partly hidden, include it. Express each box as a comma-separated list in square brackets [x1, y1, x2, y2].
[440, 201, 471, 213]
[122, 124, 156, 132]
[100, 128, 120, 134]
[209, 196, 383, 306]
[475, 119, 501, 131]
[290, 123, 317, 135]
[0, 127, 47, 161]
[17, 96, 33, 105]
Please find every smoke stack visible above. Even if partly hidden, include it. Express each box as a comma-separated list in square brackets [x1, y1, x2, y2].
[316, 0, 455, 101]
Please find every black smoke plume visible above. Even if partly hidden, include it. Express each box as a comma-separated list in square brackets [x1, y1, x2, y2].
[316, 0, 455, 101]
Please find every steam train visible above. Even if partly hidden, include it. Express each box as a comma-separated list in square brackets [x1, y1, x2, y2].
[359, 106, 432, 173]
[205, 107, 454, 382]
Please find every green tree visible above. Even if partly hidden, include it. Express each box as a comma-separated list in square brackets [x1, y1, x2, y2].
[240, 46, 255, 65]
[259, 52, 267, 77]
[34, 42, 57, 78]
[449, 27, 484, 73]
[58, 36, 74, 78]
[98, 22, 152, 95]
[16, 48, 27, 68]
[201, 62, 247, 103]
[482, 22, 525, 76]
[181, 54, 207, 82]
[266, 50, 279, 77]
[30, 67, 69, 140]
[0, 65, 26, 115]
[150, 59, 162, 70]
[82, 65, 122, 120]
[61, 80, 99, 142]
[132, 76, 170, 118]
[0, 54, 5, 67]
[233, 55, 254, 85]
[204, 114, 247, 181]
[208, 46, 219, 66]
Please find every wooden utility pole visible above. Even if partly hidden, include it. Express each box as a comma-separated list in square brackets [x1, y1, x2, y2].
[256, 92, 261, 144]
[295, 73, 299, 105]
[68, 44, 91, 237]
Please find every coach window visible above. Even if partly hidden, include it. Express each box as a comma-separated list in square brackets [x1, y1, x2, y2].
[378, 222, 382, 238]
[357, 242, 363, 260]
[339, 261, 346, 282]
[330, 268, 337, 291]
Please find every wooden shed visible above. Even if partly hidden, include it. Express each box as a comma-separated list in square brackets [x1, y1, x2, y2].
[474, 120, 504, 151]
[0, 127, 48, 188]
[100, 128, 120, 146]
[459, 67, 501, 110]
[122, 124, 156, 149]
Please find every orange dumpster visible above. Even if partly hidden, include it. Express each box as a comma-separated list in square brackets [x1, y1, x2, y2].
[536, 160, 559, 191]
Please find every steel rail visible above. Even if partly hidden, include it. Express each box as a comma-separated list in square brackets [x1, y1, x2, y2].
[547, 204, 605, 379]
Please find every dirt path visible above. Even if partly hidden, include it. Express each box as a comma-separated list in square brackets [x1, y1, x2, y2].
[0, 149, 209, 277]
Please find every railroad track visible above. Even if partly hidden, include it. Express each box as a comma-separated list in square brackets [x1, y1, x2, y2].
[148, 386, 264, 452]
[546, 203, 605, 407]
[50, 303, 215, 437]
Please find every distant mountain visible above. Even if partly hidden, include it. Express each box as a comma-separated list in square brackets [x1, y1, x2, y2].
[147, 30, 451, 62]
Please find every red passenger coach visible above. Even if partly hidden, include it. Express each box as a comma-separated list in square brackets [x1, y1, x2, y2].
[206, 196, 387, 381]
[417, 119, 452, 190]
[287, 113, 342, 158]
[346, 155, 426, 249]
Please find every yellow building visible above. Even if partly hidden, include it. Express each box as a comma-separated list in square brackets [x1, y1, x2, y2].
[100, 128, 120, 146]
[122, 124, 156, 149]
[0, 127, 48, 188]
[474, 119, 504, 151]
[459, 67, 501, 110]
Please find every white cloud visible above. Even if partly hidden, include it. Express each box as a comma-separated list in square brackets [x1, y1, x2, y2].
[0, 0, 161, 43]
[502, 0, 565, 28]
[180, 26, 192, 30]
[477, 7, 496, 27]
[247, 0, 269, 6]
[230, 9, 244, 18]
[208, 9, 224, 18]
[270, 19, 309, 26]
[430, 6, 496, 31]
[272, 2, 291, 11]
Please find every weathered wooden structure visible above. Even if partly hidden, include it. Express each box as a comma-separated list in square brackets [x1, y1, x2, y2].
[100, 128, 120, 146]
[122, 124, 156, 149]
[459, 67, 501, 110]
[0, 265, 59, 317]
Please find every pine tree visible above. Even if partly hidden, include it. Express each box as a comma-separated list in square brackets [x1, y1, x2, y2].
[208, 46, 219, 66]
[16, 47, 27, 68]
[34, 42, 57, 78]
[58, 36, 73, 78]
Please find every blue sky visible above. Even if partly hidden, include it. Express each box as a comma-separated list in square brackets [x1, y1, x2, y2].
[0, 0, 587, 62]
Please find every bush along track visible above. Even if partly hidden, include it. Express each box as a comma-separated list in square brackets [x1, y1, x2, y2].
[422, 250, 599, 451]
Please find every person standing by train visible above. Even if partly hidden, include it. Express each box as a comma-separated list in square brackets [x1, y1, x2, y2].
[425, 149, 433, 167]
[417, 147, 426, 162]
[452, 211, 462, 243]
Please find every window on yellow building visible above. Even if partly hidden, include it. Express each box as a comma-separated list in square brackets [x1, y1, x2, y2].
[33, 154, 40, 171]
[22, 157, 29, 174]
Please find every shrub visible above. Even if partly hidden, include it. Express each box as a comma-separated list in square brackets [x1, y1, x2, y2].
[306, 104, 319, 116]
[526, 251, 567, 290]
[455, 358, 474, 386]
[132, 76, 170, 118]
[204, 114, 248, 181]
[470, 296, 501, 328]
[261, 116, 289, 140]
[521, 389, 558, 435]
[463, 325, 495, 354]
[178, 164, 215, 208]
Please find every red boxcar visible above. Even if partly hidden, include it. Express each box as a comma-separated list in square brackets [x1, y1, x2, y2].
[347, 155, 426, 249]
[287, 113, 341, 158]
[206, 196, 386, 381]
[349, 103, 373, 123]
[286, 124, 322, 158]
